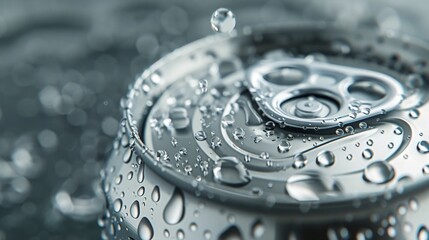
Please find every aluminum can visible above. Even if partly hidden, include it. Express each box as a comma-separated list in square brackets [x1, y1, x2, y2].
[100, 25, 429, 240]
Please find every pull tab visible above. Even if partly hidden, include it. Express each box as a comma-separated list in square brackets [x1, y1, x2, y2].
[246, 58, 406, 129]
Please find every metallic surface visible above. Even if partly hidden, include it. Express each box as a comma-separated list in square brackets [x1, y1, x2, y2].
[102, 25, 429, 239]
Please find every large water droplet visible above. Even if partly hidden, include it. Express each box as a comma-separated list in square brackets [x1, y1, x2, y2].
[151, 186, 160, 202]
[285, 173, 343, 201]
[417, 140, 429, 153]
[138, 217, 154, 240]
[213, 156, 251, 186]
[219, 226, 243, 240]
[251, 220, 265, 239]
[418, 226, 429, 240]
[130, 200, 140, 219]
[316, 151, 335, 167]
[163, 188, 185, 225]
[210, 8, 236, 33]
[363, 161, 395, 184]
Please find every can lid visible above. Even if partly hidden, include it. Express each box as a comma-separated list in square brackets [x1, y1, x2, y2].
[119, 25, 429, 211]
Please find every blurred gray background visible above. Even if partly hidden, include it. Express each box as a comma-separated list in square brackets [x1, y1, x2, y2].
[0, 0, 427, 239]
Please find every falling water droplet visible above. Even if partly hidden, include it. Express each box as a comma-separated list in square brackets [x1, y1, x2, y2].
[363, 161, 395, 184]
[210, 8, 236, 33]
[163, 188, 185, 225]
[151, 186, 160, 202]
[213, 156, 251, 186]
[417, 141, 429, 153]
[316, 151, 335, 167]
[130, 200, 140, 219]
[138, 217, 154, 240]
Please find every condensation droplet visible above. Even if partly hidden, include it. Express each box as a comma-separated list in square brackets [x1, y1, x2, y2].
[251, 220, 265, 239]
[113, 199, 122, 212]
[163, 188, 185, 225]
[130, 200, 140, 219]
[363, 161, 395, 184]
[417, 141, 429, 153]
[316, 151, 335, 167]
[362, 149, 374, 160]
[213, 156, 251, 186]
[277, 140, 291, 153]
[123, 148, 132, 163]
[138, 217, 154, 240]
[194, 130, 208, 141]
[417, 226, 429, 240]
[151, 186, 160, 202]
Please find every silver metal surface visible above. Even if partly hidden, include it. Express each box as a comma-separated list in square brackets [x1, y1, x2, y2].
[102, 25, 429, 240]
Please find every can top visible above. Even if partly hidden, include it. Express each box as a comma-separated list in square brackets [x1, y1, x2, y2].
[118, 25, 429, 211]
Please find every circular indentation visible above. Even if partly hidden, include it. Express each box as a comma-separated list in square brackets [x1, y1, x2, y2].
[348, 79, 387, 101]
[281, 95, 339, 119]
[263, 67, 307, 85]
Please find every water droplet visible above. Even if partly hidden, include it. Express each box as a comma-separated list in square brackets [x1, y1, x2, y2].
[211, 8, 236, 33]
[388, 142, 394, 149]
[345, 126, 355, 134]
[363, 161, 395, 184]
[233, 127, 245, 140]
[362, 149, 374, 160]
[346, 154, 353, 160]
[137, 186, 145, 196]
[254, 135, 263, 143]
[251, 220, 265, 239]
[199, 79, 208, 93]
[277, 140, 291, 153]
[138, 163, 145, 183]
[213, 156, 251, 186]
[316, 151, 335, 167]
[151, 186, 160, 202]
[359, 122, 368, 129]
[177, 229, 185, 239]
[292, 154, 307, 169]
[190, 223, 198, 232]
[336, 129, 345, 136]
[409, 109, 420, 119]
[417, 141, 429, 153]
[219, 226, 243, 240]
[210, 136, 222, 149]
[138, 217, 154, 240]
[113, 199, 122, 212]
[394, 127, 403, 135]
[130, 200, 140, 219]
[194, 131, 207, 141]
[417, 226, 429, 240]
[123, 148, 132, 163]
[265, 121, 276, 130]
[163, 188, 185, 225]
[221, 114, 235, 128]
[423, 165, 429, 174]
[260, 152, 270, 160]
[366, 139, 374, 146]
[285, 173, 343, 201]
